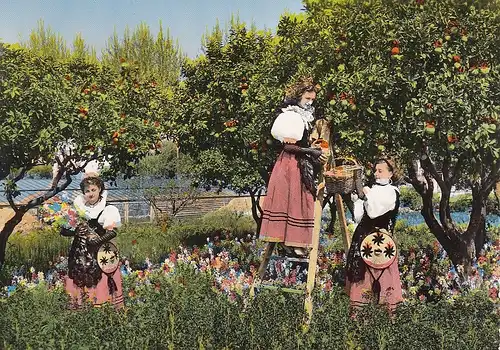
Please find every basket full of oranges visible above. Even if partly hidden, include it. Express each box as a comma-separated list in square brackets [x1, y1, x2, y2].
[323, 157, 363, 195]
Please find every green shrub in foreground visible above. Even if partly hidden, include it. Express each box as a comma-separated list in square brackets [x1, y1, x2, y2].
[0, 268, 497, 350]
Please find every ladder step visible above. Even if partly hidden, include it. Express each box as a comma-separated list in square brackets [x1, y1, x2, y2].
[284, 257, 309, 263]
[256, 284, 306, 294]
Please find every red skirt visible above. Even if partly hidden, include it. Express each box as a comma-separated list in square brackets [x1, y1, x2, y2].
[345, 259, 403, 311]
[65, 267, 124, 309]
[259, 151, 315, 248]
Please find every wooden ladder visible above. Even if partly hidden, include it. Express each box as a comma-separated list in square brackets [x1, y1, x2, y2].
[250, 171, 352, 323]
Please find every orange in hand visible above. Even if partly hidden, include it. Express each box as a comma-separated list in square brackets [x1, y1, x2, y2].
[314, 138, 329, 149]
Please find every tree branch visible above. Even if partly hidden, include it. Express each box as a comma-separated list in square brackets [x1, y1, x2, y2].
[420, 152, 446, 192]
[25, 171, 73, 210]
[442, 152, 451, 186]
[170, 187, 199, 217]
[466, 182, 486, 242]
[5, 166, 31, 212]
[10, 166, 30, 183]
[408, 158, 455, 247]
[406, 160, 425, 196]
[450, 153, 467, 185]
[422, 170, 435, 198]
[483, 158, 500, 197]
[5, 190, 19, 213]
[256, 188, 263, 217]
[420, 152, 455, 231]
[249, 188, 263, 235]
[51, 157, 66, 189]
[145, 194, 163, 215]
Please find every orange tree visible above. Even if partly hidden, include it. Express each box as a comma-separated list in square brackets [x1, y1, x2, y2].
[173, 24, 292, 232]
[277, 0, 500, 273]
[0, 44, 168, 268]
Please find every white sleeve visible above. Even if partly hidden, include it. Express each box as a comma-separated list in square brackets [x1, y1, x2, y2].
[364, 186, 397, 219]
[270, 111, 305, 142]
[98, 205, 122, 229]
[353, 199, 364, 223]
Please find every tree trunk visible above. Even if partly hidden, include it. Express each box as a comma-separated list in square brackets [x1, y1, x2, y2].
[445, 234, 476, 278]
[0, 167, 75, 271]
[407, 161, 479, 280]
[407, 149, 497, 281]
[249, 189, 263, 236]
[422, 216, 478, 280]
[495, 181, 500, 206]
[419, 195, 485, 279]
[0, 208, 28, 270]
[468, 188, 487, 265]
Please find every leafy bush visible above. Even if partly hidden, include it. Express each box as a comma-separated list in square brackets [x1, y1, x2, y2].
[25, 164, 53, 179]
[486, 193, 499, 215]
[399, 186, 424, 210]
[447, 193, 498, 213]
[5, 227, 69, 273]
[167, 209, 256, 247]
[3, 209, 257, 274]
[4, 224, 169, 275]
[0, 268, 497, 349]
[118, 209, 256, 268]
[117, 223, 172, 268]
[399, 186, 499, 214]
[393, 221, 438, 251]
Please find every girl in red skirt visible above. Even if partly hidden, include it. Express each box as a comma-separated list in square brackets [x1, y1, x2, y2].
[62, 174, 124, 309]
[259, 77, 326, 256]
[346, 158, 403, 311]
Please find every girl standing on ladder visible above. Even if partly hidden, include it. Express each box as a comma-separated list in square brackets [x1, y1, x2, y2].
[259, 77, 327, 257]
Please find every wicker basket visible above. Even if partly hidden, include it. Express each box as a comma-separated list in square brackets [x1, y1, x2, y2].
[324, 158, 363, 195]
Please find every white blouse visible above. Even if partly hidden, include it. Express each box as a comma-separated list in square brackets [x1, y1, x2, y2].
[271, 110, 306, 142]
[74, 190, 122, 229]
[353, 184, 399, 222]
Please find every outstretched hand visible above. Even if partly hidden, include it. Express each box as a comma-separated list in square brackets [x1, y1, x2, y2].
[312, 141, 329, 164]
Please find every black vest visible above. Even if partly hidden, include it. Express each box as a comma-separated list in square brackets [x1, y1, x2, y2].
[346, 186, 400, 283]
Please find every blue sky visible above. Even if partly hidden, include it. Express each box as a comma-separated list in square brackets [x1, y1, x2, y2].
[0, 0, 304, 57]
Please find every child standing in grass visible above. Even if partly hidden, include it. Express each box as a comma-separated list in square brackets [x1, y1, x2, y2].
[62, 173, 124, 309]
[345, 158, 403, 311]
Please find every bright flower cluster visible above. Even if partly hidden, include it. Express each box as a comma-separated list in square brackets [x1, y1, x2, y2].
[2, 231, 499, 306]
[38, 200, 86, 231]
